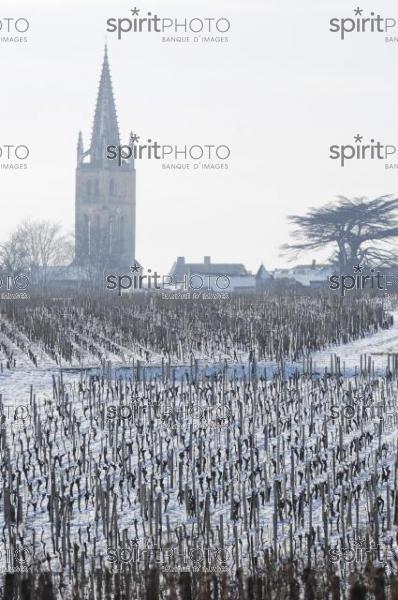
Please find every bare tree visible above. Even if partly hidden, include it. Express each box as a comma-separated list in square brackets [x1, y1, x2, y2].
[282, 196, 398, 269]
[0, 220, 74, 285]
[0, 232, 28, 274]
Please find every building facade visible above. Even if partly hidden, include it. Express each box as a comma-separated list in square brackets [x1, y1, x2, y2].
[75, 46, 136, 271]
[169, 256, 271, 292]
[273, 260, 335, 287]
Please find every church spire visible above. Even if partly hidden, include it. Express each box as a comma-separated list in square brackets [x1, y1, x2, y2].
[77, 130, 83, 164]
[90, 45, 120, 166]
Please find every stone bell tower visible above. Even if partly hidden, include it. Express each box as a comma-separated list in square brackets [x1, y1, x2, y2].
[75, 46, 136, 271]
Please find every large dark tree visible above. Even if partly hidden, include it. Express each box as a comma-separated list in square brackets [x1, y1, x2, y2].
[282, 196, 398, 269]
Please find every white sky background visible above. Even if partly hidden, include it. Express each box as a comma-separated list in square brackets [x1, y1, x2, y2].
[1, 0, 398, 274]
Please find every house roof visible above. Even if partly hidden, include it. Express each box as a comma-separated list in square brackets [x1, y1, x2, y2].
[170, 262, 249, 278]
[256, 264, 271, 279]
[291, 263, 333, 270]
[275, 264, 334, 273]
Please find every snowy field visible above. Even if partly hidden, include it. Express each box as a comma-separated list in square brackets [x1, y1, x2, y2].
[0, 297, 397, 598]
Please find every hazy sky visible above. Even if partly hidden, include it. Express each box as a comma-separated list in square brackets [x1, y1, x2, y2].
[1, 0, 398, 274]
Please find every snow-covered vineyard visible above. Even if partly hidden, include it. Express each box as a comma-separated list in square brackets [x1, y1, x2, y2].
[0, 294, 391, 370]
[2, 294, 398, 599]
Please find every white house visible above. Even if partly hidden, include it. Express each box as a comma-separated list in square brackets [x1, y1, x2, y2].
[273, 260, 335, 287]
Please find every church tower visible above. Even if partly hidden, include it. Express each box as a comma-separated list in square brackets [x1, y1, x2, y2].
[75, 46, 136, 271]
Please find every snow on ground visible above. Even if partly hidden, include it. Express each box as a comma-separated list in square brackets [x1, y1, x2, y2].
[0, 307, 398, 581]
[308, 310, 398, 375]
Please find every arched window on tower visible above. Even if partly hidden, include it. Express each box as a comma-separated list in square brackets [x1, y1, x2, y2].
[108, 216, 114, 254]
[119, 216, 124, 254]
[86, 181, 91, 200]
[94, 214, 100, 253]
[83, 214, 90, 256]
[109, 179, 116, 196]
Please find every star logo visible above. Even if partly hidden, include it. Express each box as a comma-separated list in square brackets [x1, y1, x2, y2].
[354, 7, 363, 16]
[130, 263, 141, 273]
[131, 7, 140, 16]
[354, 134, 363, 143]
[130, 132, 140, 144]
[353, 264, 362, 273]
